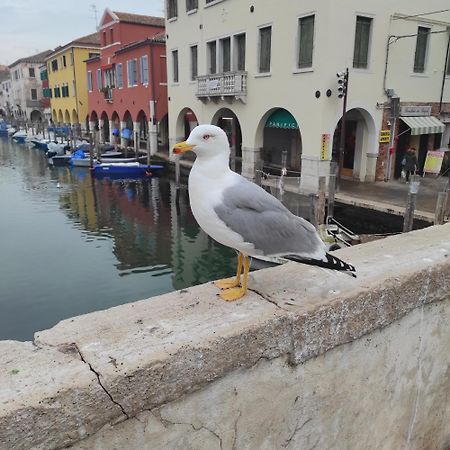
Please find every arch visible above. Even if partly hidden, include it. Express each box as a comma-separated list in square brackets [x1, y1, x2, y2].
[64, 110, 71, 124]
[158, 113, 169, 154]
[58, 109, 64, 123]
[256, 108, 302, 174]
[331, 107, 377, 181]
[137, 109, 148, 145]
[211, 108, 243, 167]
[90, 110, 99, 122]
[100, 111, 109, 143]
[122, 110, 133, 129]
[175, 107, 199, 141]
[72, 109, 78, 124]
[85, 115, 90, 133]
[30, 110, 42, 122]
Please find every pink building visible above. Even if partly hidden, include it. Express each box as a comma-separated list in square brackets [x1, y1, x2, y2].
[86, 10, 168, 153]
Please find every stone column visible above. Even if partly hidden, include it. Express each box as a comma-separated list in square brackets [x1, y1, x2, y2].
[99, 120, 105, 144]
[299, 155, 331, 194]
[88, 121, 95, 135]
[133, 122, 140, 153]
[120, 121, 126, 147]
[148, 120, 158, 156]
[108, 120, 114, 145]
[365, 153, 378, 182]
[241, 147, 261, 180]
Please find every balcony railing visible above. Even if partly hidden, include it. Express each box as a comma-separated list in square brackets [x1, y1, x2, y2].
[103, 87, 113, 102]
[196, 71, 247, 103]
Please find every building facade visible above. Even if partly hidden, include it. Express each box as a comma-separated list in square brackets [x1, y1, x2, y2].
[165, 0, 450, 191]
[8, 50, 53, 123]
[86, 10, 168, 153]
[0, 66, 11, 117]
[45, 33, 100, 129]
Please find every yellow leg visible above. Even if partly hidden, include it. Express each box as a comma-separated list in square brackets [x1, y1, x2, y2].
[219, 255, 250, 301]
[214, 252, 243, 289]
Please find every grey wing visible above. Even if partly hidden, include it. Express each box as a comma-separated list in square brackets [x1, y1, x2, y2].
[215, 177, 326, 258]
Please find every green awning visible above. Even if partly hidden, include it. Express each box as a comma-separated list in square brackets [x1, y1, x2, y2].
[265, 109, 298, 129]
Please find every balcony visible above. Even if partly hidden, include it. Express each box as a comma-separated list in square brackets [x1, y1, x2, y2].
[102, 87, 113, 103]
[196, 71, 247, 103]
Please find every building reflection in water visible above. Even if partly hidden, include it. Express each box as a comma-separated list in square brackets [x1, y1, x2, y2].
[57, 167, 236, 291]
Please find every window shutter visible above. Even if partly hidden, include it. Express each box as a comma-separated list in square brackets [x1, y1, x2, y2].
[298, 16, 314, 68]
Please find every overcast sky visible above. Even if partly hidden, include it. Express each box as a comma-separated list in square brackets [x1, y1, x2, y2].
[0, 0, 165, 66]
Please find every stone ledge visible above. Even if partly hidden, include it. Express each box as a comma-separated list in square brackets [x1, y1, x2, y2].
[1, 224, 449, 449]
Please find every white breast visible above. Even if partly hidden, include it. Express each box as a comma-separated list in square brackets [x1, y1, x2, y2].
[188, 167, 255, 255]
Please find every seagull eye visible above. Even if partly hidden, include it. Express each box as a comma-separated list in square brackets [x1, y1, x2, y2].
[203, 134, 210, 140]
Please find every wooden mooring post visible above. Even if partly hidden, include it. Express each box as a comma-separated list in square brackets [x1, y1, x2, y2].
[403, 180, 420, 232]
[434, 191, 449, 225]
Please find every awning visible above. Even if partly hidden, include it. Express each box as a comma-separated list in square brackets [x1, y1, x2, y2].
[400, 116, 445, 135]
[265, 109, 298, 130]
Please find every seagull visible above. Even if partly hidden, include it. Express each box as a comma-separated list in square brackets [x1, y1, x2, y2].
[173, 125, 355, 301]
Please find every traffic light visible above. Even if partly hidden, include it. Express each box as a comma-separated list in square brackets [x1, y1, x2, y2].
[336, 70, 348, 99]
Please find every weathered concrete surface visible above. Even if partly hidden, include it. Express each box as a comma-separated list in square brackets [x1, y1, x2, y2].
[0, 341, 123, 450]
[1, 224, 449, 449]
[70, 300, 450, 450]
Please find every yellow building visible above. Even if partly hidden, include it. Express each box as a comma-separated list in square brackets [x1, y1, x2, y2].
[46, 33, 100, 128]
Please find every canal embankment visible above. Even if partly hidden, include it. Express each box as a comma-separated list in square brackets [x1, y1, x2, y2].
[1, 223, 449, 450]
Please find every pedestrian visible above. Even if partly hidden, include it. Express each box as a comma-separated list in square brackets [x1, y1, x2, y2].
[402, 147, 417, 183]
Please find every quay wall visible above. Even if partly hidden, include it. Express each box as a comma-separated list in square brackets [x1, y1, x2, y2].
[1, 224, 450, 449]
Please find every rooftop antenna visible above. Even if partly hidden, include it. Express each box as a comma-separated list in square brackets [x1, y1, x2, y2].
[91, 4, 98, 28]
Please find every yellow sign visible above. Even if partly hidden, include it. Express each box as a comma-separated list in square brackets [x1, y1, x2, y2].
[423, 151, 444, 174]
[321, 134, 329, 160]
[379, 130, 390, 143]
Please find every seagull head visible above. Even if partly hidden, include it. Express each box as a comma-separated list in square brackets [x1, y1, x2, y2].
[173, 124, 230, 159]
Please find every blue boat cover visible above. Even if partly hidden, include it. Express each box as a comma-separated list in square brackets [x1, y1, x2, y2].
[72, 149, 86, 159]
[121, 128, 132, 139]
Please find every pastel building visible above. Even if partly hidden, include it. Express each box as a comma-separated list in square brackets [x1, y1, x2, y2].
[165, 0, 450, 191]
[86, 10, 168, 153]
[45, 33, 100, 128]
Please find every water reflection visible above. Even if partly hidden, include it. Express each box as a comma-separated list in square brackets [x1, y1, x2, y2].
[0, 139, 235, 341]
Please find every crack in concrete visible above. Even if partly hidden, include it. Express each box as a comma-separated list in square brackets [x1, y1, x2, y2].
[248, 287, 290, 311]
[231, 410, 242, 450]
[73, 343, 129, 420]
[154, 411, 224, 450]
[282, 417, 312, 448]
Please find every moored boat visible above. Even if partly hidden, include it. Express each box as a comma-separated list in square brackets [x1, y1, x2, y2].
[91, 162, 164, 178]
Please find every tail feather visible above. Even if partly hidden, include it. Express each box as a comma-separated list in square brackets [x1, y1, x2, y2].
[285, 253, 357, 277]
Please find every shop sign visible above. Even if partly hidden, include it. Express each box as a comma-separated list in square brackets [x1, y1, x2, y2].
[321, 134, 329, 160]
[400, 106, 432, 117]
[379, 129, 390, 143]
[423, 150, 444, 174]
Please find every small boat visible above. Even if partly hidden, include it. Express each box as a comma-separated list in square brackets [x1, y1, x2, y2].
[12, 130, 27, 144]
[91, 162, 164, 178]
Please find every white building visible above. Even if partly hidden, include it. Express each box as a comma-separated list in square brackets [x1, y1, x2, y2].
[165, 0, 450, 191]
[8, 50, 52, 123]
[0, 67, 11, 117]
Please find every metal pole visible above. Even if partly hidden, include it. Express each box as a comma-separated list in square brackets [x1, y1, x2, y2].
[403, 191, 416, 232]
[439, 29, 450, 114]
[337, 68, 349, 191]
[385, 96, 400, 182]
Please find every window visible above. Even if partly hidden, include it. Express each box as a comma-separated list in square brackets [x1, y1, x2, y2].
[51, 59, 58, 71]
[234, 33, 246, 71]
[96, 69, 102, 90]
[70, 52, 74, 65]
[207, 41, 217, 74]
[140, 55, 149, 84]
[72, 80, 76, 96]
[186, 0, 197, 11]
[110, 28, 114, 43]
[89, 52, 99, 58]
[353, 16, 372, 69]
[220, 37, 231, 72]
[87, 71, 93, 91]
[298, 15, 315, 69]
[116, 64, 123, 88]
[29, 67, 35, 78]
[258, 26, 272, 73]
[190, 45, 198, 80]
[168, 0, 177, 19]
[31, 89, 37, 100]
[172, 50, 179, 83]
[54, 86, 61, 97]
[103, 31, 107, 46]
[61, 84, 69, 97]
[127, 60, 138, 86]
[414, 27, 430, 73]
[62, 55, 66, 68]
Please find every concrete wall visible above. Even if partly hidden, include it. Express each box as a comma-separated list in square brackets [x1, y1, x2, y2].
[1, 224, 450, 450]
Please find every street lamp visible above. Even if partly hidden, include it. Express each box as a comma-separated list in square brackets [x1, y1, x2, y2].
[336, 68, 349, 190]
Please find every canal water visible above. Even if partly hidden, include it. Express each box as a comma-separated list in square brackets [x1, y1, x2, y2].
[0, 138, 236, 341]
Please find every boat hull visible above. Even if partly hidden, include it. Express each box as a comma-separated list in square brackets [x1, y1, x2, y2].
[91, 163, 164, 179]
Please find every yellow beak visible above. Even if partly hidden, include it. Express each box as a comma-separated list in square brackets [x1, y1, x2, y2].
[173, 141, 195, 154]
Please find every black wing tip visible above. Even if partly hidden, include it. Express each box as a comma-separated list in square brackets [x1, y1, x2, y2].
[286, 253, 357, 275]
